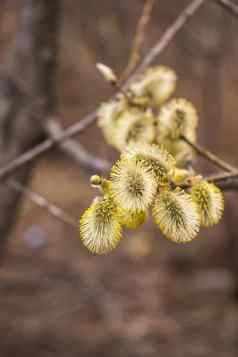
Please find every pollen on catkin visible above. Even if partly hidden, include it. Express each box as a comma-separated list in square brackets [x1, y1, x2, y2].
[191, 181, 224, 227]
[110, 158, 157, 213]
[124, 142, 176, 185]
[152, 189, 200, 243]
[80, 196, 122, 254]
[118, 208, 147, 229]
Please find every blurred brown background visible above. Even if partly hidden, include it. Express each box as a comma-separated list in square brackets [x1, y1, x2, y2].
[0, 1, 238, 356]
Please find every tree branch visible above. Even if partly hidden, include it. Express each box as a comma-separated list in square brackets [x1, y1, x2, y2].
[206, 171, 238, 191]
[7, 179, 77, 228]
[181, 135, 237, 172]
[120, 0, 155, 82]
[45, 119, 110, 173]
[129, 0, 206, 79]
[215, 0, 238, 18]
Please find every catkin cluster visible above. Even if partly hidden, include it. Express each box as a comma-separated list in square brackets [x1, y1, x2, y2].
[79, 65, 224, 254]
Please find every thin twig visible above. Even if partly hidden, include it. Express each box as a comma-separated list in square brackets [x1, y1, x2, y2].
[215, 0, 238, 18]
[0, 0, 205, 181]
[130, 0, 206, 79]
[0, 109, 97, 181]
[45, 120, 110, 173]
[120, 0, 155, 82]
[181, 135, 237, 172]
[0, 67, 109, 174]
[7, 179, 78, 228]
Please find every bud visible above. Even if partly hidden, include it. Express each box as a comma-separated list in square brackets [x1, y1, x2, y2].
[90, 175, 102, 186]
[96, 63, 117, 84]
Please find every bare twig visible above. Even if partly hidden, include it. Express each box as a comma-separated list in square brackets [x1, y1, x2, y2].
[0, 67, 110, 174]
[130, 0, 206, 79]
[45, 120, 110, 173]
[181, 135, 237, 172]
[120, 0, 155, 82]
[215, 0, 238, 18]
[0, 0, 205, 182]
[0, 109, 97, 181]
[7, 179, 77, 228]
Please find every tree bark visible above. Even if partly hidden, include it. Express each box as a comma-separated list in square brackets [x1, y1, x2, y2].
[0, 0, 61, 253]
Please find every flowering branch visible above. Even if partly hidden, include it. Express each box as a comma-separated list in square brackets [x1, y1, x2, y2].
[0, 0, 205, 183]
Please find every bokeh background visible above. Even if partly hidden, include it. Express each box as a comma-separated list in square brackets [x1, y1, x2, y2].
[0, 1, 238, 356]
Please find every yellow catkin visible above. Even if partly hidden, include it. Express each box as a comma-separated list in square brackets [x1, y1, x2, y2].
[124, 142, 176, 186]
[80, 196, 122, 254]
[118, 209, 147, 229]
[111, 158, 157, 213]
[157, 98, 198, 164]
[129, 65, 177, 107]
[113, 108, 155, 151]
[191, 181, 224, 227]
[152, 190, 200, 243]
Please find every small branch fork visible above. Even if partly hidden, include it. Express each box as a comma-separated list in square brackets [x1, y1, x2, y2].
[120, 0, 155, 82]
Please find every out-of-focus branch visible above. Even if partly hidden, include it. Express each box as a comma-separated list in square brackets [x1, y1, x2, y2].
[0, 67, 110, 174]
[130, 0, 205, 79]
[181, 135, 237, 172]
[7, 179, 77, 228]
[45, 120, 110, 173]
[120, 0, 155, 82]
[215, 0, 238, 18]
[0, 0, 205, 182]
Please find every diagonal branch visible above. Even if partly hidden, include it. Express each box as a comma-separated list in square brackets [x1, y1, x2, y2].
[120, 0, 155, 82]
[181, 135, 237, 172]
[45, 119, 110, 173]
[7, 179, 77, 227]
[215, 0, 238, 18]
[0, 66, 110, 174]
[130, 0, 206, 79]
